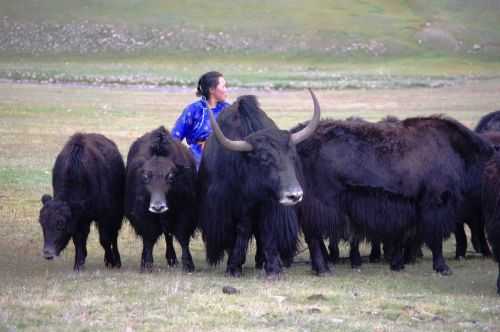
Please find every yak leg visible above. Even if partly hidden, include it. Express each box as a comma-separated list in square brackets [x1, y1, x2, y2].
[110, 216, 122, 268]
[349, 239, 362, 268]
[369, 239, 382, 263]
[455, 222, 467, 260]
[306, 235, 330, 276]
[140, 237, 155, 273]
[72, 223, 90, 271]
[471, 221, 491, 257]
[403, 240, 418, 264]
[390, 239, 405, 271]
[176, 232, 195, 273]
[429, 239, 452, 275]
[403, 232, 422, 264]
[319, 239, 330, 262]
[226, 221, 250, 277]
[471, 219, 492, 257]
[111, 234, 121, 268]
[258, 218, 284, 279]
[497, 264, 500, 295]
[97, 221, 120, 268]
[328, 237, 340, 264]
[254, 225, 265, 270]
[383, 241, 394, 262]
[165, 234, 178, 267]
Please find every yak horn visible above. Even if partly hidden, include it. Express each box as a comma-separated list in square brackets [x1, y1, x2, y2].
[290, 89, 321, 144]
[208, 107, 253, 152]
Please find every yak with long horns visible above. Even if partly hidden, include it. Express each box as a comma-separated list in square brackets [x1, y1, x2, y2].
[198, 90, 320, 278]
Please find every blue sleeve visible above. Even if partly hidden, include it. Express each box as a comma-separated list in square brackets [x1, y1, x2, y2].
[171, 106, 193, 141]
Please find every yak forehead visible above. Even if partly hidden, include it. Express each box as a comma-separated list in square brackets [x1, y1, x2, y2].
[247, 128, 292, 151]
[142, 156, 175, 175]
[40, 200, 71, 223]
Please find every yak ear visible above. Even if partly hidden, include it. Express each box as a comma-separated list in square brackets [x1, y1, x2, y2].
[41, 194, 52, 205]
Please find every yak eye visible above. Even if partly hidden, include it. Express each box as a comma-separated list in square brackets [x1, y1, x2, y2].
[142, 173, 151, 183]
[166, 172, 175, 182]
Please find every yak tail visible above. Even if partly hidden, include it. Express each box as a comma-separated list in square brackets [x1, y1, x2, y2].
[150, 126, 171, 157]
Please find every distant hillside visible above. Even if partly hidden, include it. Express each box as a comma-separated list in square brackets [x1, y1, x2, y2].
[1, 0, 500, 57]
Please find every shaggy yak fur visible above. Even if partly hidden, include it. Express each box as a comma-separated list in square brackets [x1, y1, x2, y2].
[453, 112, 500, 259]
[39, 133, 125, 271]
[124, 126, 197, 272]
[198, 93, 319, 278]
[481, 152, 500, 294]
[293, 115, 494, 275]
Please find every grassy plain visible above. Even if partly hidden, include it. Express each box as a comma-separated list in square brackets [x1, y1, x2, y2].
[0, 80, 499, 331]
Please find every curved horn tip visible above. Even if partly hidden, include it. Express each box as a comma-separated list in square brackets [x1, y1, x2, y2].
[290, 89, 321, 144]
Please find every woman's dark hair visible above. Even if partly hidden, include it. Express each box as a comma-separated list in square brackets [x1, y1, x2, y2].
[196, 71, 223, 99]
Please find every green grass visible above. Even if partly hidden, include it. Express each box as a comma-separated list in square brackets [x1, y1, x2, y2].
[0, 81, 500, 331]
[1, 54, 500, 91]
[1, 0, 500, 88]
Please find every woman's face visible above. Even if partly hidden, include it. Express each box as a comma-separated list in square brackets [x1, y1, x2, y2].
[209, 76, 227, 102]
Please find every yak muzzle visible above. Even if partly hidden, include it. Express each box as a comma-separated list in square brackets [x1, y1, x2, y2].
[149, 191, 169, 214]
[149, 203, 168, 214]
[279, 189, 304, 206]
[43, 247, 56, 260]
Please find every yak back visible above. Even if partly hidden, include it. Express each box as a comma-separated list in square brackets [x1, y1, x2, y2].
[52, 132, 125, 216]
[294, 115, 492, 199]
[475, 110, 500, 133]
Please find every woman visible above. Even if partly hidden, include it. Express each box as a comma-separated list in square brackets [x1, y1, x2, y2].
[172, 71, 230, 167]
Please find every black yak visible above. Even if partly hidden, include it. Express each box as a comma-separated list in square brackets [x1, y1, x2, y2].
[198, 90, 320, 278]
[294, 115, 494, 275]
[482, 153, 500, 294]
[39, 133, 125, 271]
[124, 126, 197, 272]
[454, 112, 500, 259]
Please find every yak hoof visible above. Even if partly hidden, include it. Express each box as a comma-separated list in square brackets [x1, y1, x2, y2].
[390, 264, 405, 271]
[369, 256, 381, 264]
[73, 263, 85, 272]
[225, 268, 242, 278]
[140, 262, 154, 273]
[437, 268, 453, 276]
[167, 256, 178, 267]
[316, 269, 333, 277]
[455, 255, 465, 261]
[351, 262, 362, 269]
[265, 272, 281, 281]
[182, 261, 195, 273]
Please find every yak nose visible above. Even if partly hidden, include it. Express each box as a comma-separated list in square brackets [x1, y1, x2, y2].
[279, 190, 304, 206]
[149, 203, 168, 214]
[43, 248, 55, 260]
